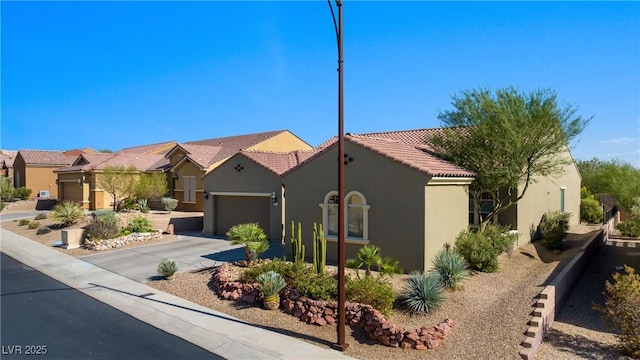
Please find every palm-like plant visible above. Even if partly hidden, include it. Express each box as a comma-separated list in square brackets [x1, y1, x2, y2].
[378, 256, 404, 277]
[400, 271, 444, 314]
[50, 201, 84, 227]
[347, 245, 381, 276]
[432, 249, 469, 289]
[226, 223, 268, 263]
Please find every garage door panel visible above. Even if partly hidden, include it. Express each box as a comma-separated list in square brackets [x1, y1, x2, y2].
[62, 182, 83, 203]
[215, 196, 271, 238]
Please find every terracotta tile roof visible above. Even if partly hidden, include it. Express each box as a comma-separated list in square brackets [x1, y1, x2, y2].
[119, 141, 178, 155]
[55, 153, 168, 173]
[17, 150, 76, 166]
[185, 130, 287, 161]
[348, 135, 475, 178]
[174, 144, 223, 169]
[0, 151, 17, 167]
[239, 149, 320, 176]
[357, 127, 462, 152]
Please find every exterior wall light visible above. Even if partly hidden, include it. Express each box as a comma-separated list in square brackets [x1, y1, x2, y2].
[203, 190, 209, 200]
[271, 192, 278, 206]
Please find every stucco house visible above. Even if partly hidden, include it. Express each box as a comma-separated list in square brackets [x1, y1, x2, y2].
[200, 126, 581, 272]
[55, 152, 168, 210]
[166, 130, 312, 212]
[202, 149, 317, 241]
[13, 150, 77, 199]
[0, 150, 17, 181]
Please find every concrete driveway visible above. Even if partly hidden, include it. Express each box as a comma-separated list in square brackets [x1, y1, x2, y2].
[80, 233, 285, 282]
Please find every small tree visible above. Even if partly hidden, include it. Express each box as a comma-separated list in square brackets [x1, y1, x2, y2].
[428, 87, 589, 230]
[135, 172, 168, 201]
[578, 158, 640, 212]
[96, 165, 139, 211]
[226, 223, 269, 264]
[0, 176, 13, 201]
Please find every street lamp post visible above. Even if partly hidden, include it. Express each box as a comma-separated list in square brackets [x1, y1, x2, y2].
[328, 0, 348, 351]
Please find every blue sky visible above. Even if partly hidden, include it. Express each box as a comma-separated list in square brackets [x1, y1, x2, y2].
[2, 1, 639, 167]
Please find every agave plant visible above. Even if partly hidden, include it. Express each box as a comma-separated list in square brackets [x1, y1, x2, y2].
[432, 248, 469, 289]
[256, 271, 286, 310]
[157, 258, 179, 279]
[50, 201, 84, 227]
[400, 271, 444, 314]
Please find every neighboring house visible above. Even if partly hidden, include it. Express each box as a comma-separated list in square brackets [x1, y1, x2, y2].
[166, 130, 312, 212]
[0, 150, 17, 181]
[202, 149, 317, 241]
[13, 150, 76, 199]
[55, 152, 168, 210]
[63, 148, 99, 157]
[118, 141, 178, 156]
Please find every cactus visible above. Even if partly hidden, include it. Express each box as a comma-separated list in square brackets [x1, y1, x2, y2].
[290, 221, 305, 264]
[313, 222, 327, 274]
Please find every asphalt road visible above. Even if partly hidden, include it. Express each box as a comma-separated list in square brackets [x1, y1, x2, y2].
[0, 253, 222, 360]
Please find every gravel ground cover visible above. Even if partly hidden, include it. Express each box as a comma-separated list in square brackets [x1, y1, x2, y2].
[3, 200, 629, 359]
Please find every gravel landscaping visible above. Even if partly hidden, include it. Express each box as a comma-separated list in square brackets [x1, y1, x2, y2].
[2, 200, 629, 359]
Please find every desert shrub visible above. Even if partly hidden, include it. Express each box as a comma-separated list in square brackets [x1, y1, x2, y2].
[18, 218, 30, 226]
[242, 259, 309, 282]
[227, 223, 268, 263]
[295, 272, 338, 301]
[432, 247, 469, 290]
[346, 275, 396, 316]
[28, 221, 40, 229]
[581, 197, 603, 224]
[157, 258, 179, 278]
[13, 187, 32, 200]
[0, 177, 13, 201]
[454, 225, 516, 272]
[594, 265, 640, 358]
[126, 215, 155, 233]
[85, 218, 120, 241]
[118, 197, 137, 211]
[400, 271, 444, 314]
[378, 256, 404, 277]
[539, 211, 571, 250]
[161, 197, 178, 213]
[34, 213, 48, 220]
[37, 226, 52, 235]
[617, 216, 640, 238]
[136, 199, 150, 213]
[247, 241, 270, 261]
[346, 245, 381, 277]
[50, 201, 84, 227]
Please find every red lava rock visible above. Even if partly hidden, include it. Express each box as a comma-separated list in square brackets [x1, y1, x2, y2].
[314, 318, 327, 326]
[400, 341, 413, 349]
[325, 315, 335, 325]
[415, 343, 427, 350]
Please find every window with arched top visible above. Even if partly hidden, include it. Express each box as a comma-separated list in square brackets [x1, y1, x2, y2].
[320, 191, 370, 243]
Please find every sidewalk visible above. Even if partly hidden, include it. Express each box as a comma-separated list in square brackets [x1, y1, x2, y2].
[0, 228, 355, 360]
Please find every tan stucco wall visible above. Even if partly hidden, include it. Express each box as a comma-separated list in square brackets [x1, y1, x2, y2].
[247, 131, 312, 152]
[424, 182, 471, 268]
[283, 142, 446, 272]
[173, 161, 205, 211]
[512, 148, 582, 247]
[202, 154, 283, 241]
[25, 166, 60, 199]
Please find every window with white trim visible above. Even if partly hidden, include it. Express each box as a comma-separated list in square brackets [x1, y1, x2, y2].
[183, 176, 196, 203]
[320, 191, 370, 241]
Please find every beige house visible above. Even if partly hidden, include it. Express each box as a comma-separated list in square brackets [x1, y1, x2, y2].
[55, 153, 168, 210]
[0, 151, 17, 181]
[13, 150, 76, 199]
[166, 130, 312, 212]
[202, 149, 317, 241]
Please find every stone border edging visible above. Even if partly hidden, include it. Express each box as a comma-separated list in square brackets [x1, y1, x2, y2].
[211, 263, 454, 350]
[519, 225, 610, 360]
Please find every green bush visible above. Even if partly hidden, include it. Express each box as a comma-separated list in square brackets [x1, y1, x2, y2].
[157, 258, 178, 278]
[85, 218, 120, 241]
[594, 265, 640, 358]
[50, 201, 84, 227]
[378, 256, 404, 277]
[454, 225, 516, 272]
[37, 226, 52, 235]
[34, 213, 48, 220]
[13, 187, 32, 200]
[161, 197, 178, 213]
[581, 197, 603, 224]
[432, 248, 469, 289]
[346, 275, 396, 316]
[617, 216, 640, 238]
[247, 241, 270, 261]
[28, 221, 40, 229]
[126, 215, 155, 233]
[400, 271, 444, 314]
[295, 272, 338, 301]
[241, 258, 312, 284]
[539, 211, 571, 250]
[0, 177, 13, 201]
[18, 218, 30, 226]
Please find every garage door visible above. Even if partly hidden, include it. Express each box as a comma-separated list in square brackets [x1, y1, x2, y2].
[215, 196, 270, 238]
[62, 182, 83, 204]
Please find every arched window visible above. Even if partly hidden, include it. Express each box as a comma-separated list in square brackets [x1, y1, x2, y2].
[320, 191, 370, 242]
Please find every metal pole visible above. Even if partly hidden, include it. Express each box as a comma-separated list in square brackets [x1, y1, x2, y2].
[334, 0, 348, 351]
